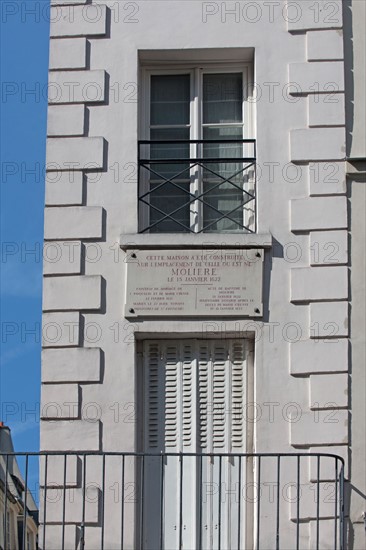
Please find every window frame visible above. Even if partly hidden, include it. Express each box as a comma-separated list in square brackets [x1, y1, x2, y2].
[139, 63, 254, 233]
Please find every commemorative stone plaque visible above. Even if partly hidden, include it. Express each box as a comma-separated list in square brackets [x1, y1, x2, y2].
[125, 249, 263, 317]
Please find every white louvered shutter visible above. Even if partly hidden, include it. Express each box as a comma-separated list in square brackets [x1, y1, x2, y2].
[212, 341, 227, 449]
[165, 343, 179, 448]
[144, 340, 197, 452]
[197, 340, 247, 453]
[198, 342, 209, 450]
[145, 341, 161, 450]
[198, 340, 248, 549]
[182, 341, 194, 448]
[142, 339, 248, 550]
[231, 339, 246, 450]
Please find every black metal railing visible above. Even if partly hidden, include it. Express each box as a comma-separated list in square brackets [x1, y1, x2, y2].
[138, 140, 257, 234]
[0, 452, 345, 550]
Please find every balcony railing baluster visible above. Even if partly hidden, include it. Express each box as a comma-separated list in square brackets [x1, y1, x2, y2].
[138, 140, 257, 234]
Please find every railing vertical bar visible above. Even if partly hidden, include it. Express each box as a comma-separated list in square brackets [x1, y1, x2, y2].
[81, 455, 87, 550]
[121, 455, 125, 550]
[61, 454, 67, 550]
[340, 465, 344, 550]
[140, 455, 145, 550]
[218, 455, 222, 550]
[316, 456, 320, 549]
[179, 454, 183, 550]
[296, 455, 300, 550]
[138, 141, 141, 232]
[254, 140, 257, 233]
[237, 455, 242, 550]
[276, 456, 280, 550]
[4, 454, 9, 550]
[160, 454, 164, 549]
[334, 458, 338, 550]
[42, 454, 48, 550]
[101, 454, 106, 550]
[256, 456, 261, 550]
[198, 454, 203, 550]
[23, 454, 29, 550]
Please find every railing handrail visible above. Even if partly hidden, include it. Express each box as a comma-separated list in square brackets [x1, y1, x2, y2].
[138, 139, 256, 144]
[0, 450, 345, 466]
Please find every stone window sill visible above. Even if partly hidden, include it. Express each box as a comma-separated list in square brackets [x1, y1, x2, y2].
[120, 233, 272, 250]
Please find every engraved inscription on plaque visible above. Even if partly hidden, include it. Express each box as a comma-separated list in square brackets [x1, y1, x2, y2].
[125, 249, 263, 317]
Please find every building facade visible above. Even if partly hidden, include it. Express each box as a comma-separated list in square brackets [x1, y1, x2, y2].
[40, 0, 365, 548]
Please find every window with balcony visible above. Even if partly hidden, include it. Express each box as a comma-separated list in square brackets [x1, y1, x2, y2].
[139, 66, 256, 233]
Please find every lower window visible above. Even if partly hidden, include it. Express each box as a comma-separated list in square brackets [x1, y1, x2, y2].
[138, 339, 253, 549]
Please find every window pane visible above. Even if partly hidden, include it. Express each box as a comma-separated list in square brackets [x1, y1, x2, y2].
[150, 127, 190, 202]
[148, 128, 191, 232]
[202, 186, 243, 232]
[203, 126, 243, 186]
[150, 127, 190, 163]
[203, 73, 242, 124]
[203, 126, 243, 160]
[149, 182, 191, 232]
[151, 74, 190, 125]
[202, 126, 244, 232]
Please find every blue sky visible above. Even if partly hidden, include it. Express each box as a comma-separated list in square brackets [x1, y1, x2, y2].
[1, 1, 50, 452]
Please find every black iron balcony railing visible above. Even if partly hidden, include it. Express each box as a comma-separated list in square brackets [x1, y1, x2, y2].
[1, 452, 345, 550]
[138, 139, 257, 234]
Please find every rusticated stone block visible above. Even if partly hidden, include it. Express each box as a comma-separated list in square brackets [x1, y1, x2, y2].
[42, 348, 101, 382]
[44, 206, 103, 240]
[43, 275, 102, 311]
